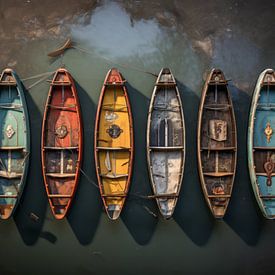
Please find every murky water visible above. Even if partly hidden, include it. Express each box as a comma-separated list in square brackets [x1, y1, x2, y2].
[0, 1, 274, 274]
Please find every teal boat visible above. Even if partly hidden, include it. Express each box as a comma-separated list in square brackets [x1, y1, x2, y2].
[0, 68, 30, 219]
[248, 69, 275, 219]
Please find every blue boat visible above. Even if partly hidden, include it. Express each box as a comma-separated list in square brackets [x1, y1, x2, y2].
[248, 69, 275, 219]
[0, 69, 30, 219]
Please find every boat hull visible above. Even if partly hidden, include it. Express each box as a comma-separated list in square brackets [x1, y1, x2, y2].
[147, 68, 185, 219]
[41, 68, 83, 219]
[197, 69, 237, 218]
[94, 68, 134, 220]
[248, 69, 275, 219]
[0, 68, 30, 220]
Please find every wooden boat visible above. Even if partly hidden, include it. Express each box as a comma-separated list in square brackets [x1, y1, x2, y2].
[41, 68, 82, 219]
[0, 68, 30, 220]
[47, 38, 72, 57]
[248, 69, 275, 219]
[94, 68, 133, 220]
[197, 69, 237, 218]
[146, 68, 185, 219]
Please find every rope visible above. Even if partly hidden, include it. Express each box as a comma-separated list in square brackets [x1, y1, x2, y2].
[72, 46, 158, 77]
[22, 71, 55, 81]
[79, 167, 99, 189]
[27, 73, 54, 90]
[78, 165, 157, 217]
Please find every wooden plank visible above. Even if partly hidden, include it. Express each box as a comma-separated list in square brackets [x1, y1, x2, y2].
[46, 173, 76, 178]
[101, 194, 127, 197]
[155, 82, 176, 86]
[0, 146, 25, 150]
[256, 173, 275, 176]
[149, 146, 184, 150]
[50, 82, 72, 86]
[200, 146, 236, 151]
[208, 195, 231, 198]
[0, 82, 17, 86]
[48, 194, 72, 198]
[0, 172, 23, 179]
[147, 193, 178, 199]
[96, 146, 130, 150]
[203, 172, 234, 177]
[253, 146, 275, 150]
[100, 174, 128, 179]
[44, 146, 79, 150]
[48, 105, 77, 112]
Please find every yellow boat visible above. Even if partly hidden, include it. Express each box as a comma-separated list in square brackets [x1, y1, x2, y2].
[94, 68, 134, 220]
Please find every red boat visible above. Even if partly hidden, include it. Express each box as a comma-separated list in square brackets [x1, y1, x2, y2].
[41, 68, 83, 219]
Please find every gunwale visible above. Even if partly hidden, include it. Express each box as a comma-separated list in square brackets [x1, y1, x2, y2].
[0, 68, 30, 220]
[248, 68, 275, 219]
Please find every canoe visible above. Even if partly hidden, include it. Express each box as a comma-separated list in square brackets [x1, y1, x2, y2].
[146, 68, 185, 219]
[248, 69, 275, 219]
[197, 69, 237, 218]
[0, 68, 30, 219]
[41, 68, 83, 219]
[94, 68, 133, 220]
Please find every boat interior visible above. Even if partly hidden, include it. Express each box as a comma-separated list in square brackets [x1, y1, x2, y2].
[148, 68, 184, 218]
[0, 69, 27, 219]
[253, 70, 275, 217]
[200, 70, 236, 217]
[43, 70, 80, 218]
[96, 70, 132, 220]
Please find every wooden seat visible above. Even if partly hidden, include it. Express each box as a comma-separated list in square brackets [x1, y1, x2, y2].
[0, 82, 16, 86]
[46, 173, 76, 178]
[149, 146, 184, 150]
[0, 195, 17, 198]
[48, 194, 72, 198]
[100, 174, 128, 179]
[0, 171, 23, 179]
[203, 172, 234, 177]
[0, 146, 25, 150]
[101, 194, 126, 197]
[44, 146, 79, 150]
[50, 81, 71, 86]
[96, 146, 130, 150]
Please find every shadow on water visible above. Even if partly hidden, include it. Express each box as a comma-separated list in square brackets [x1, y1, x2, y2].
[173, 81, 215, 246]
[121, 82, 158, 245]
[14, 84, 48, 245]
[67, 81, 102, 245]
[224, 84, 264, 245]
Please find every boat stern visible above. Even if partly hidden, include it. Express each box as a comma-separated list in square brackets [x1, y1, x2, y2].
[107, 204, 122, 220]
[0, 204, 15, 220]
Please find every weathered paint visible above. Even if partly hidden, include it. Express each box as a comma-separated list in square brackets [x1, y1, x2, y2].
[197, 69, 237, 218]
[248, 68, 275, 219]
[41, 68, 83, 219]
[94, 68, 134, 220]
[0, 68, 30, 219]
[146, 68, 185, 219]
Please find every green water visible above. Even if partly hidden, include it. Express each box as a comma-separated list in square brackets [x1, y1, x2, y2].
[0, 1, 274, 274]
